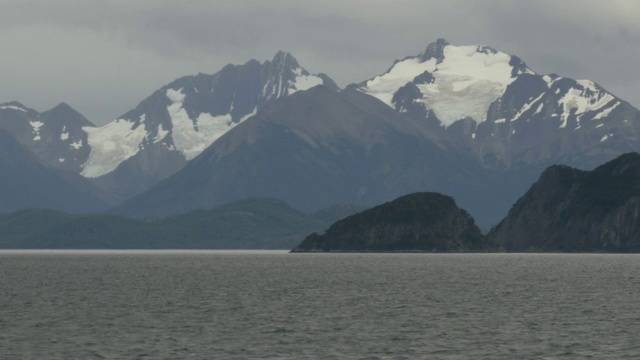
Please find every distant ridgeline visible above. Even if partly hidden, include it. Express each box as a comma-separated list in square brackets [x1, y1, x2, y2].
[293, 153, 640, 253]
[0, 199, 362, 249]
[3, 154, 640, 251]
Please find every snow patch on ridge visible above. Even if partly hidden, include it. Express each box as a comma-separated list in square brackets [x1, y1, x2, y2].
[514, 92, 545, 122]
[153, 123, 169, 143]
[81, 118, 148, 178]
[60, 125, 69, 141]
[0, 105, 27, 112]
[166, 88, 240, 160]
[288, 72, 324, 95]
[593, 101, 620, 120]
[361, 58, 437, 106]
[558, 81, 615, 128]
[30, 121, 44, 141]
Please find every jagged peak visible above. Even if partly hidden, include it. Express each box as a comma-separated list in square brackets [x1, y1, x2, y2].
[509, 55, 533, 77]
[269, 50, 302, 72]
[419, 38, 450, 62]
[273, 50, 294, 61]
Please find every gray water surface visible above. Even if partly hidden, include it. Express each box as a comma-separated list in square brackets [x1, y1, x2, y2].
[1, 251, 639, 359]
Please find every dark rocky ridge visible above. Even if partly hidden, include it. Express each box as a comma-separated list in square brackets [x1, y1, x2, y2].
[486, 152, 640, 252]
[292, 192, 485, 252]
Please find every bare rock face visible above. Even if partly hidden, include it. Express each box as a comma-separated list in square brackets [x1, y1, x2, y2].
[292, 192, 485, 252]
[486, 153, 640, 252]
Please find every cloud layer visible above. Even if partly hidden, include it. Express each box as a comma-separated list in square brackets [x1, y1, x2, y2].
[1, 0, 639, 125]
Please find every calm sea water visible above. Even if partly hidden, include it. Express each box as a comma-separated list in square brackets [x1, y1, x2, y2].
[1, 251, 639, 359]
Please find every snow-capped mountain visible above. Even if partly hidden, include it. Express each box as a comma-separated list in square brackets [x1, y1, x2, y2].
[355, 39, 640, 170]
[4, 40, 640, 228]
[475, 73, 640, 169]
[115, 40, 640, 229]
[0, 101, 93, 173]
[114, 85, 495, 223]
[357, 38, 532, 127]
[84, 51, 338, 199]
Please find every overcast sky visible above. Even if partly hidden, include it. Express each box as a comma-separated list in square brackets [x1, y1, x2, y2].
[1, 0, 639, 125]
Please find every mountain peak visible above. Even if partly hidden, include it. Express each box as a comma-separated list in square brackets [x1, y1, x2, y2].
[50, 102, 73, 112]
[43, 102, 94, 126]
[271, 50, 301, 70]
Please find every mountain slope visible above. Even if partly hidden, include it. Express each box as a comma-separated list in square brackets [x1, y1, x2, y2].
[355, 39, 640, 170]
[0, 128, 108, 213]
[84, 52, 338, 200]
[486, 153, 640, 252]
[114, 85, 495, 223]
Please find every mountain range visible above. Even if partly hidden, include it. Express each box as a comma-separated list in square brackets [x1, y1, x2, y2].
[2, 39, 639, 231]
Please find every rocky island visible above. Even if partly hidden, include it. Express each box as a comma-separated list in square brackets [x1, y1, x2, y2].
[291, 192, 485, 252]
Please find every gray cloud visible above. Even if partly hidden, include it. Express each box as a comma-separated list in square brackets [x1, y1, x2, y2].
[0, 0, 639, 125]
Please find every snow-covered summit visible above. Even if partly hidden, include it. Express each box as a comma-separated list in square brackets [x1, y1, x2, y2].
[357, 39, 534, 127]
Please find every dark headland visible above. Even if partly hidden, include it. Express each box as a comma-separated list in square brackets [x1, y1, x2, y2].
[293, 153, 640, 253]
[292, 192, 486, 252]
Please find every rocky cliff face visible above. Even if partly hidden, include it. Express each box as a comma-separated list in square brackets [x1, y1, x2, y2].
[486, 153, 640, 252]
[292, 192, 485, 252]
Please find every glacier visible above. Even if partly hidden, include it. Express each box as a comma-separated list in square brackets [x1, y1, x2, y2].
[360, 43, 533, 127]
[81, 118, 148, 178]
[166, 88, 239, 161]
